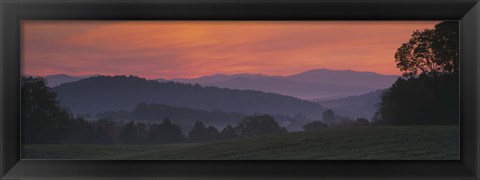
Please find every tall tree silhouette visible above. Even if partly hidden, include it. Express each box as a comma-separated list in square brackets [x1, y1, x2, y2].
[187, 121, 209, 143]
[395, 21, 458, 78]
[220, 125, 239, 140]
[21, 76, 70, 144]
[375, 21, 459, 125]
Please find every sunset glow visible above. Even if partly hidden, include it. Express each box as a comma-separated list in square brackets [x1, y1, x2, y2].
[22, 21, 439, 79]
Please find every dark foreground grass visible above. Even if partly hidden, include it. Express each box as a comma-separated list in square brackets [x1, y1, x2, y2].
[22, 125, 459, 160]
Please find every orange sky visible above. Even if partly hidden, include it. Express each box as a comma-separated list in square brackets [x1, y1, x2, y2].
[22, 21, 439, 79]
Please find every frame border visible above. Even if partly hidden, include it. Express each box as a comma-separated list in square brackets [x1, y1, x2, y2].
[1, 0, 479, 179]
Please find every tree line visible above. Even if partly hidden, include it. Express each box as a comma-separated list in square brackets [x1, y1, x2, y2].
[302, 109, 370, 131]
[19, 75, 375, 145]
[66, 114, 287, 145]
[21, 77, 287, 144]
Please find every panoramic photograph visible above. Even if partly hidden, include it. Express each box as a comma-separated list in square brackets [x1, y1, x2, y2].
[21, 21, 459, 160]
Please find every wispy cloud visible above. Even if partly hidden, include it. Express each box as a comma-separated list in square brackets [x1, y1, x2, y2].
[22, 21, 439, 79]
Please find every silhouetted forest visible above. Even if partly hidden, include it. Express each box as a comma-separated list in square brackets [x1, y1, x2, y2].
[21, 76, 70, 144]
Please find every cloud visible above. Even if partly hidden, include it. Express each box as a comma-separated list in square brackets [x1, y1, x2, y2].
[22, 21, 439, 79]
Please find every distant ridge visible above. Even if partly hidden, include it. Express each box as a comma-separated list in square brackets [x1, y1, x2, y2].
[169, 73, 271, 84]
[205, 76, 375, 100]
[44, 68, 398, 100]
[43, 74, 98, 87]
[286, 68, 398, 89]
[163, 69, 398, 99]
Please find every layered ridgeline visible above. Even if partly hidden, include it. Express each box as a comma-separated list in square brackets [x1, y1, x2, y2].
[52, 75, 327, 120]
[47, 69, 397, 100]
[170, 69, 397, 100]
[315, 89, 385, 120]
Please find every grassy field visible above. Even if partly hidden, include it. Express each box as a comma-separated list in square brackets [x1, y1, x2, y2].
[22, 125, 459, 160]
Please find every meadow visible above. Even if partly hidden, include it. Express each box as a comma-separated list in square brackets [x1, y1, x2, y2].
[22, 125, 459, 160]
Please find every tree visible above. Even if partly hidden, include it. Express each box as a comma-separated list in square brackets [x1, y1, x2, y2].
[187, 121, 209, 143]
[219, 125, 238, 140]
[236, 115, 287, 137]
[205, 126, 220, 142]
[375, 21, 459, 125]
[21, 76, 70, 144]
[322, 109, 335, 124]
[374, 74, 458, 125]
[187, 121, 221, 143]
[148, 118, 185, 144]
[329, 116, 354, 128]
[93, 117, 118, 144]
[431, 21, 459, 74]
[65, 117, 96, 144]
[302, 121, 328, 131]
[394, 21, 458, 78]
[354, 118, 370, 126]
[118, 121, 147, 144]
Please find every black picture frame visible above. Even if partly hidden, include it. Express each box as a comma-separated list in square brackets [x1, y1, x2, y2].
[1, 0, 479, 179]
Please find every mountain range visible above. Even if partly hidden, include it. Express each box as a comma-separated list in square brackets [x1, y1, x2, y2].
[44, 69, 397, 100]
[163, 69, 396, 100]
[43, 69, 397, 123]
[44, 69, 397, 99]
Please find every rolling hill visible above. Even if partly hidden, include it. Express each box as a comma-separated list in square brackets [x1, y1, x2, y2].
[52, 75, 326, 119]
